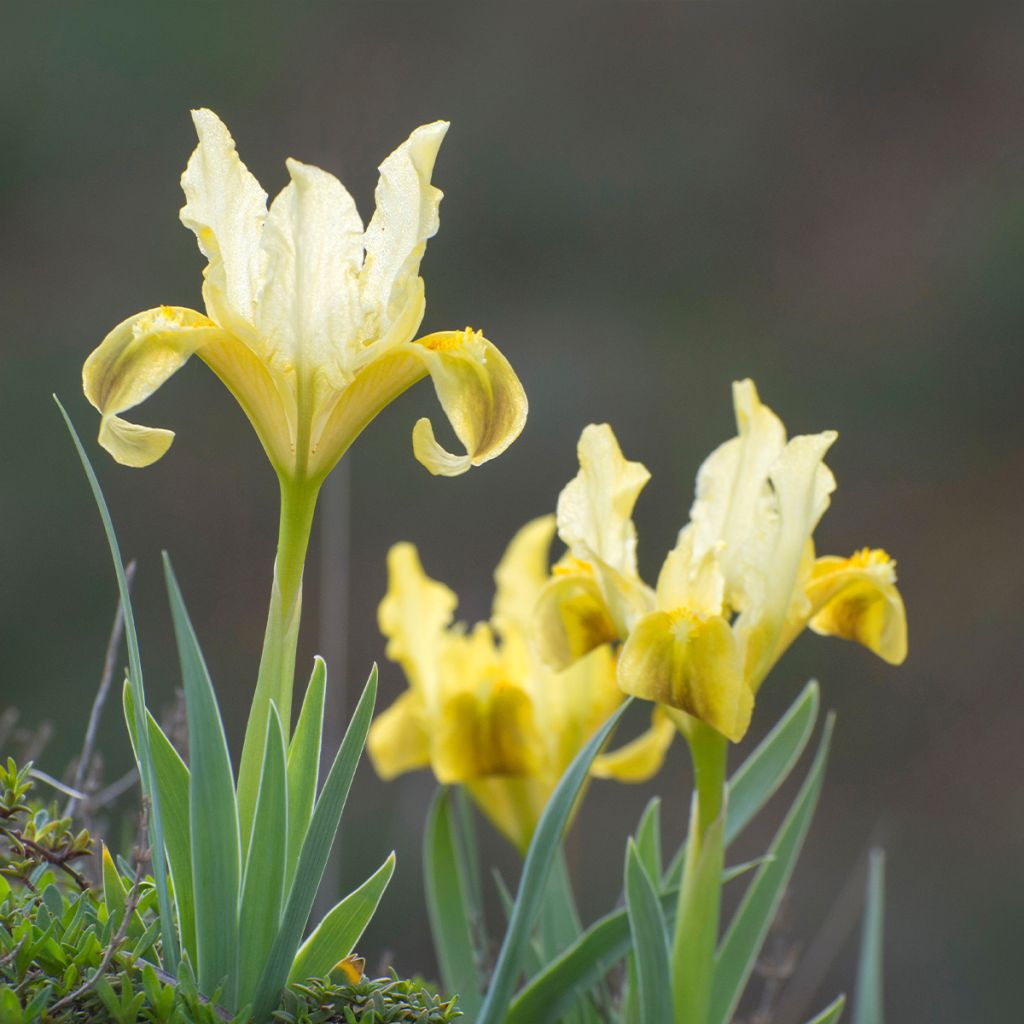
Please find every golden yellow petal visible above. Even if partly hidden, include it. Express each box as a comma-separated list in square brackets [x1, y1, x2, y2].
[591, 706, 677, 782]
[533, 569, 618, 671]
[618, 610, 752, 743]
[492, 515, 557, 640]
[377, 543, 457, 702]
[432, 682, 542, 784]
[366, 690, 431, 781]
[410, 328, 528, 477]
[82, 306, 228, 467]
[807, 550, 908, 664]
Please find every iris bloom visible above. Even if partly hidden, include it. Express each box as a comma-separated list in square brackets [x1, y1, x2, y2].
[368, 517, 639, 852]
[81, 109, 527, 840]
[536, 380, 907, 746]
[83, 108, 525, 483]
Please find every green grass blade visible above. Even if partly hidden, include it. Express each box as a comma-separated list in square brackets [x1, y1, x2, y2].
[56, 398, 178, 972]
[507, 886, 679, 1024]
[163, 554, 241, 1006]
[625, 841, 673, 1024]
[477, 699, 630, 1024]
[286, 657, 326, 889]
[807, 994, 847, 1024]
[728, 679, 820, 846]
[290, 852, 396, 982]
[250, 666, 376, 1023]
[853, 849, 886, 1024]
[238, 706, 289, 1006]
[123, 684, 196, 964]
[709, 713, 835, 1024]
[634, 797, 663, 882]
[424, 788, 483, 1018]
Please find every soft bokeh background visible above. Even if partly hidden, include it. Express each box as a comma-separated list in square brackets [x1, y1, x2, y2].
[3, 5, 1022, 1021]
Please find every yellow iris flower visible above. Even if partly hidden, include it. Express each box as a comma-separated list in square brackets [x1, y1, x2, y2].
[536, 380, 907, 748]
[82, 109, 526, 483]
[368, 517, 637, 852]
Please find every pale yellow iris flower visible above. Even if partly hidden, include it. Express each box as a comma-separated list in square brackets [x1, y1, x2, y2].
[536, 380, 907, 750]
[368, 517, 641, 852]
[83, 109, 526, 483]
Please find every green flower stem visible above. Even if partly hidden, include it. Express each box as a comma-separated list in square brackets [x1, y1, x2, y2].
[671, 718, 728, 1024]
[237, 476, 320, 856]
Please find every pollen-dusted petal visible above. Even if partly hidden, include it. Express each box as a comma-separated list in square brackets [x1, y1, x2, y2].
[592, 706, 677, 782]
[410, 328, 528, 476]
[557, 423, 650, 577]
[362, 121, 448, 338]
[807, 550, 908, 664]
[534, 569, 619, 670]
[83, 306, 229, 467]
[618, 610, 752, 743]
[180, 109, 268, 324]
[256, 158, 365, 386]
[377, 543, 457, 704]
[366, 690, 431, 780]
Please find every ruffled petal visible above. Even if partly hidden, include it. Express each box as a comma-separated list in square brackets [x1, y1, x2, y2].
[807, 550, 908, 664]
[534, 568, 618, 670]
[366, 690, 431, 780]
[557, 423, 650, 577]
[592, 706, 677, 782]
[492, 515, 556, 640]
[410, 328, 528, 476]
[82, 306, 229, 467]
[618, 610, 752, 742]
[256, 158, 365, 388]
[180, 109, 268, 324]
[361, 122, 448, 344]
[377, 543, 457, 705]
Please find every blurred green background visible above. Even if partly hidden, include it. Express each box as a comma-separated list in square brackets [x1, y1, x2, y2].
[3, 5, 1023, 1021]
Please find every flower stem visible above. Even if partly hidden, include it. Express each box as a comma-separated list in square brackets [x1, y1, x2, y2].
[236, 476, 320, 856]
[671, 719, 728, 1024]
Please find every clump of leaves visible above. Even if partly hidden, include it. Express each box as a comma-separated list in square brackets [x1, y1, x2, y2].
[0, 762, 458, 1023]
[278, 972, 461, 1024]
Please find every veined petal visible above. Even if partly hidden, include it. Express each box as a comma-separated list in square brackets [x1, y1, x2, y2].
[534, 567, 618, 670]
[180, 109, 268, 324]
[492, 515, 556, 640]
[362, 121, 448, 345]
[82, 306, 229, 467]
[592, 706, 676, 782]
[690, 379, 786, 579]
[410, 328, 528, 476]
[557, 423, 650, 577]
[432, 681, 543, 784]
[366, 690, 431, 780]
[256, 158, 365, 389]
[378, 543, 457, 707]
[618, 610, 752, 742]
[807, 550, 908, 664]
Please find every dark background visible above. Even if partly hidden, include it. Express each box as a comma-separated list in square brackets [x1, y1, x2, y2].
[3, 5, 1023, 1021]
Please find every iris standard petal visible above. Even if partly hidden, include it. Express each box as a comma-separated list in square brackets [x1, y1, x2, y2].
[592, 707, 677, 782]
[83, 306, 230, 467]
[492, 515, 557, 639]
[180, 108, 268, 325]
[807, 550, 908, 664]
[618, 610, 752, 742]
[362, 121, 448, 341]
[556, 423, 650, 577]
[377, 543, 457, 703]
[366, 690, 431, 780]
[410, 329, 528, 476]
